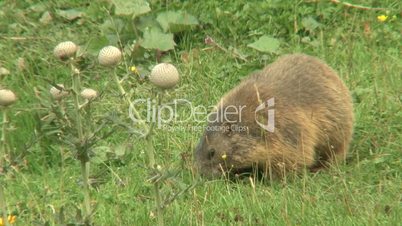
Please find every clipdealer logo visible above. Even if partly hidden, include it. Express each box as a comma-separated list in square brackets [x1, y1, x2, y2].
[128, 98, 275, 133]
[254, 98, 275, 132]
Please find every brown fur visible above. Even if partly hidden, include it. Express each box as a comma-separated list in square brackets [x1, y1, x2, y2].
[194, 54, 354, 178]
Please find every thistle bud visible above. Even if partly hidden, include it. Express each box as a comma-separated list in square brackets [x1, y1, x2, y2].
[54, 41, 78, 60]
[149, 63, 179, 89]
[50, 84, 68, 100]
[80, 88, 97, 100]
[98, 46, 122, 67]
[0, 89, 17, 106]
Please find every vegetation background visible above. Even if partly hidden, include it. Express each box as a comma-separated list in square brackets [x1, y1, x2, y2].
[0, 0, 400, 225]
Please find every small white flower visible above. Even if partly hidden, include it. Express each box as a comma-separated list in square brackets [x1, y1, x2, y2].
[98, 46, 122, 67]
[149, 63, 180, 89]
[80, 88, 98, 100]
[73, 68, 80, 74]
[54, 41, 78, 60]
[0, 89, 17, 106]
[50, 84, 68, 100]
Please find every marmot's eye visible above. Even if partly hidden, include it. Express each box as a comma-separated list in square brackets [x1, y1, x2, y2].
[207, 148, 216, 160]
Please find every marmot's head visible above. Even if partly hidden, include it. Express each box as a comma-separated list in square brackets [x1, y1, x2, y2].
[194, 111, 261, 178]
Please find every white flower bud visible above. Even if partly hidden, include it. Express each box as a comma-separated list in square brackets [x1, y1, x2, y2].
[0, 89, 17, 106]
[149, 63, 179, 89]
[98, 46, 122, 67]
[50, 84, 68, 100]
[54, 41, 78, 60]
[80, 88, 97, 100]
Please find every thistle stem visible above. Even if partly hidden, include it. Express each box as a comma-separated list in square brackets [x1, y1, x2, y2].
[71, 66, 84, 140]
[112, 69, 156, 167]
[112, 69, 131, 106]
[153, 183, 164, 226]
[0, 110, 10, 226]
[0, 110, 7, 170]
[112, 69, 146, 127]
[143, 91, 162, 168]
[151, 91, 164, 225]
[70, 63, 91, 223]
[80, 160, 91, 223]
[145, 137, 155, 168]
[112, 68, 163, 225]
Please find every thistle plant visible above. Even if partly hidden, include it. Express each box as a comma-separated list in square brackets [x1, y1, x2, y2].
[147, 63, 180, 226]
[98, 43, 183, 225]
[0, 89, 17, 226]
[44, 41, 106, 225]
[43, 40, 185, 225]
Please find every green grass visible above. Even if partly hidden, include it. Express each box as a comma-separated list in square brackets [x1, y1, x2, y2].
[0, 0, 401, 225]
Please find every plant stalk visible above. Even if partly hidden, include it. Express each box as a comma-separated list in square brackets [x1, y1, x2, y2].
[112, 69, 156, 167]
[0, 110, 7, 170]
[1, 109, 11, 226]
[112, 69, 131, 106]
[80, 160, 91, 223]
[71, 65, 84, 140]
[70, 63, 91, 223]
[143, 91, 162, 168]
[151, 91, 164, 225]
[145, 137, 155, 169]
[153, 182, 163, 226]
[112, 69, 163, 225]
[112, 69, 146, 128]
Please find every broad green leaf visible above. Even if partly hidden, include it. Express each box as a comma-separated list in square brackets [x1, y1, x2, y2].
[247, 35, 280, 53]
[111, 0, 151, 18]
[100, 18, 125, 34]
[157, 10, 198, 33]
[86, 36, 109, 55]
[302, 17, 321, 32]
[140, 27, 175, 51]
[135, 14, 160, 32]
[99, 18, 127, 45]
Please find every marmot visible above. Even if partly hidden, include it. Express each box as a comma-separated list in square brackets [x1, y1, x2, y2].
[194, 54, 354, 179]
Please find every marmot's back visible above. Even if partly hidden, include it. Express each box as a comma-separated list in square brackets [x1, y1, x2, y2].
[195, 54, 354, 178]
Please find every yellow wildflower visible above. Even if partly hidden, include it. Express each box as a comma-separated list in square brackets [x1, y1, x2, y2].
[130, 66, 139, 75]
[0, 215, 16, 225]
[221, 154, 227, 160]
[377, 15, 388, 22]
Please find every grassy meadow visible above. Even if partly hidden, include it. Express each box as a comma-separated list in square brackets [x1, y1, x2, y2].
[0, 0, 401, 225]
